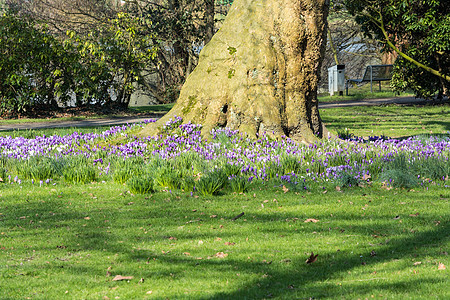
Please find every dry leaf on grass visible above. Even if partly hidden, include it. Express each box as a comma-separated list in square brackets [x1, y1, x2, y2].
[213, 252, 228, 259]
[304, 218, 319, 223]
[438, 263, 446, 270]
[112, 275, 134, 281]
[106, 266, 112, 277]
[413, 262, 422, 266]
[282, 185, 289, 193]
[362, 174, 371, 181]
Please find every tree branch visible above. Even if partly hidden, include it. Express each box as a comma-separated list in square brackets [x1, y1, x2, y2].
[373, 8, 450, 82]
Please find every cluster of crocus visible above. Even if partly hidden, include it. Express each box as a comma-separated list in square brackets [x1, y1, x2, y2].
[0, 116, 449, 188]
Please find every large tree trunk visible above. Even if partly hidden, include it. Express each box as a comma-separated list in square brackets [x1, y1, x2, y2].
[139, 0, 330, 143]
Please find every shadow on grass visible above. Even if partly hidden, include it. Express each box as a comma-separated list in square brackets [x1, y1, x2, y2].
[2, 190, 448, 298]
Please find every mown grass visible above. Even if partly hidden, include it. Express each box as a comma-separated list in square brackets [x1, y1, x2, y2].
[0, 181, 448, 299]
[318, 82, 413, 103]
[321, 103, 450, 138]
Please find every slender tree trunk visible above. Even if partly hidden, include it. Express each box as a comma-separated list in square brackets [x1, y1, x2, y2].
[435, 54, 449, 98]
[204, 0, 215, 44]
[139, 0, 330, 143]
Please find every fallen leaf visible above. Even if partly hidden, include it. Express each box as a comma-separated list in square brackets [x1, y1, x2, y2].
[210, 215, 217, 218]
[214, 252, 228, 259]
[413, 262, 422, 266]
[84, 217, 91, 220]
[304, 218, 319, 223]
[282, 185, 289, 193]
[362, 174, 371, 181]
[281, 258, 291, 263]
[183, 252, 191, 256]
[335, 186, 341, 191]
[139, 278, 144, 283]
[224, 242, 235, 246]
[409, 213, 420, 217]
[305, 252, 318, 264]
[168, 236, 177, 240]
[112, 275, 134, 281]
[215, 237, 222, 241]
[438, 263, 446, 270]
[146, 291, 153, 295]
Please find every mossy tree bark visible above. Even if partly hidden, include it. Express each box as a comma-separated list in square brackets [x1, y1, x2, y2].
[139, 0, 330, 143]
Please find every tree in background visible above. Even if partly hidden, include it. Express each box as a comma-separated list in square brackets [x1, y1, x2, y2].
[0, 8, 157, 116]
[10, 0, 223, 104]
[123, 0, 219, 103]
[321, 0, 383, 87]
[7, 0, 120, 35]
[0, 13, 72, 115]
[67, 12, 158, 108]
[345, 0, 450, 98]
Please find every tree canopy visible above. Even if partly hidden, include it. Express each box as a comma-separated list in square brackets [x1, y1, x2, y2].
[345, 0, 450, 98]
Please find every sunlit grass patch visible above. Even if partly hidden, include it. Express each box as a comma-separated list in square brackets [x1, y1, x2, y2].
[321, 103, 450, 138]
[0, 182, 448, 299]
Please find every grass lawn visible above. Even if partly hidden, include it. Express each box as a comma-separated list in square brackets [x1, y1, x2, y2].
[321, 103, 450, 138]
[0, 104, 449, 299]
[318, 82, 413, 103]
[1, 181, 448, 299]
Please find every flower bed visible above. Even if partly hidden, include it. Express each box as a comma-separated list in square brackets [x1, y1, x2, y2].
[0, 116, 449, 192]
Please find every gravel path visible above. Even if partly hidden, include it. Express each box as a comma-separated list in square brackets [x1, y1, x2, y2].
[0, 96, 441, 131]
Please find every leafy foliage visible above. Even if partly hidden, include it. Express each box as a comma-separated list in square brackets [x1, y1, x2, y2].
[127, 175, 154, 194]
[0, 10, 158, 115]
[196, 170, 227, 196]
[345, 0, 450, 98]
